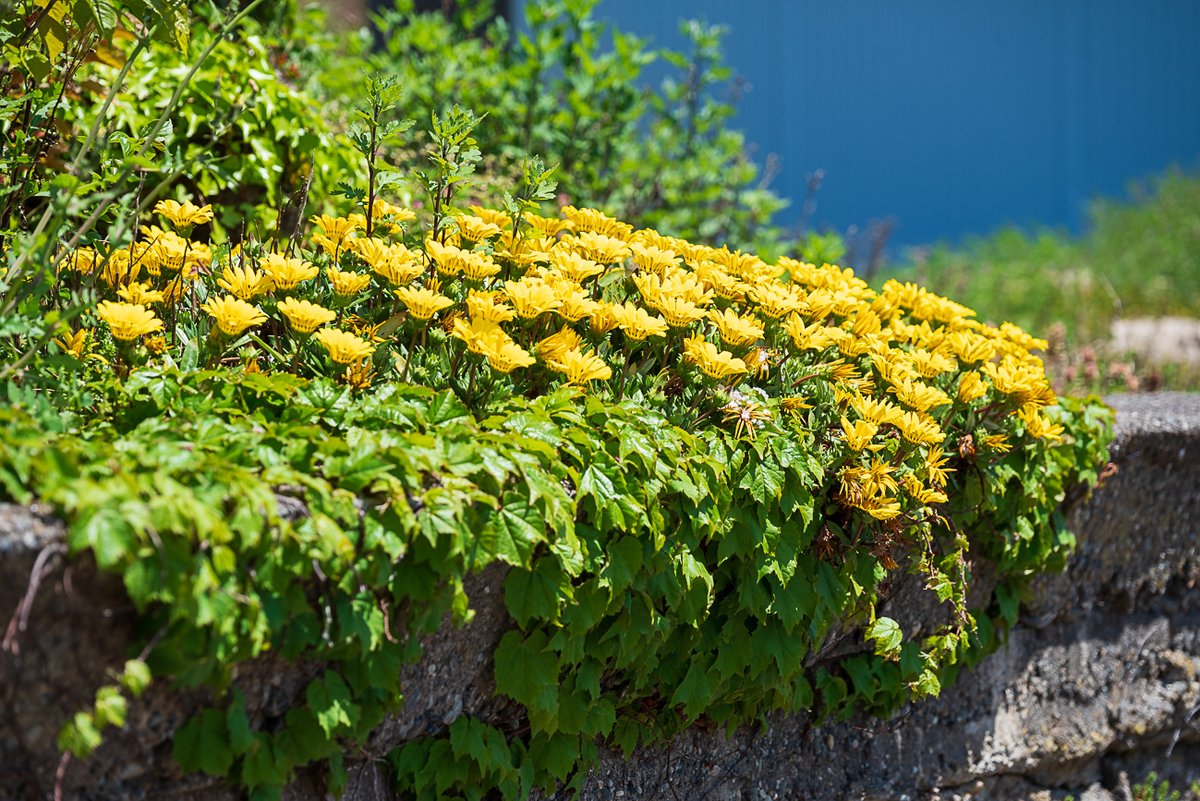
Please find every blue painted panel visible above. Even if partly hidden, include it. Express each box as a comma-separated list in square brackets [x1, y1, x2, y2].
[514, 1, 1200, 246]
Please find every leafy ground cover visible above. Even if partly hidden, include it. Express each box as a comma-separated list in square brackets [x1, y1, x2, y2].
[0, 2, 1114, 799]
[889, 170, 1200, 394]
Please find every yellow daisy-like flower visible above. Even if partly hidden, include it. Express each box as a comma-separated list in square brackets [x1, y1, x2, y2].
[851, 394, 904, 427]
[455, 214, 504, 242]
[260, 253, 319, 291]
[749, 284, 805, 318]
[629, 242, 680, 275]
[314, 328, 374, 364]
[460, 251, 502, 281]
[708, 308, 764, 347]
[570, 230, 632, 264]
[95, 300, 163, 341]
[957, 371, 988, 403]
[327, 265, 372, 296]
[682, 335, 748, 379]
[395, 286, 454, 320]
[888, 377, 952, 413]
[53, 328, 89, 357]
[651, 296, 708, 328]
[451, 317, 507, 356]
[588, 302, 620, 335]
[468, 205, 512, 230]
[154, 199, 213, 229]
[144, 334, 167, 355]
[59, 246, 99, 275]
[611, 301, 668, 341]
[561, 206, 634, 240]
[1018, 405, 1065, 441]
[547, 250, 605, 283]
[894, 410, 946, 445]
[116, 281, 165, 305]
[504, 278, 562, 319]
[547, 347, 612, 386]
[478, 337, 535, 373]
[466, 291, 516, 324]
[310, 215, 359, 247]
[537, 327, 584, 362]
[217, 265, 273, 300]
[277, 297, 336, 334]
[840, 416, 883, 452]
[201, 295, 267, 337]
[524, 212, 572, 238]
[553, 285, 599, 322]
[371, 199, 416, 224]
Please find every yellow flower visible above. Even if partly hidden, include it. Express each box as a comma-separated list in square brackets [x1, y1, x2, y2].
[201, 295, 267, 336]
[840, 417, 882, 452]
[651, 296, 707, 328]
[310, 215, 358, 247]
[478, 336, 535, 373]
[524, 212, 571, 238]
[99, 248, 140, 288]
[395, 286, 454, 319]
[749, 284, 804, 318]
[682, 335, 748, 379]
[154, 199, 213, 229]
[983, 356, 1055, 407]
[504, 278, 562, 318]
[570, 230, 631, 264]
[1018, 405, 1064, 441]
[260, 253, 319, 291]
[95, 300, 163, 341]
[629, 242, 680, 275]
[343, 357, 376, 389]
[456, 214, 504, 242]
[708, 308, 764, 347]
[466, 291, 516, 324]
[315, 328, 374, 364]
[782, 314, 836, 351]
[924, 447, 954, 486]
[537, 326, 584, 362]
[894, 410, 946, 445]
[957, 371, 987, 403]
[144, 335, 167, 355]
[327, 265, 372, 296]
[983, 433, 1013, 453]
[277, 297, 336, 333]
[53, 328, 89, 357]
[547, 250, 605, 283]
[116, 281, 165, 305]
[946, 330, 996, 364]
[851, 395, 904, 426]
[611, 301, 668, 341]
[371, 199, 416, 225]
[903, 475, 949, 505]
[218, 265, 273, 300]
[451, 317, 508, 355]
[460, 251, 502, 281]
[553, 285, 599, 322]
[888, 377, 952, 413]
[588, 302, 620, 334]
[547, 347, 611, 386]
[561, 206, 633, 239]
[59, 246, 99, 275]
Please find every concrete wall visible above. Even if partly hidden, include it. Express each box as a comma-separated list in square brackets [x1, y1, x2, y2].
[2, 393, 1198, 801]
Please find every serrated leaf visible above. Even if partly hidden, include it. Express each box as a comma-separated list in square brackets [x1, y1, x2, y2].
[119, 659, 152, 696]
[173, 709, 234, 776]
[865, 616, 903, 659]
[505, 560, 560, 627]
[227, 693, 254, 755]
[305, 671, 358, 737]
[494, 630, 558, 716]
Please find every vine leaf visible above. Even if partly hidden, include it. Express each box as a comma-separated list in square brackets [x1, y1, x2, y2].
[173, 709, 235, 776]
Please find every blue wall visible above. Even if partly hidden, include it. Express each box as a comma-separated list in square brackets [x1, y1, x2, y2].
[517, 1, 1200, 246]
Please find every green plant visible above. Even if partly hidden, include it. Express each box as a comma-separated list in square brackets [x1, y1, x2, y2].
[1133, 771, 1182, 801]
[346, 0, 790, 254]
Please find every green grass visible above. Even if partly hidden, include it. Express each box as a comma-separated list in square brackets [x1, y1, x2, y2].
[889, 169, 1200, 346]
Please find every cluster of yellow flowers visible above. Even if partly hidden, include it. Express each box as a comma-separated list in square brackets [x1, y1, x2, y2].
[54, 196, 1064, 523]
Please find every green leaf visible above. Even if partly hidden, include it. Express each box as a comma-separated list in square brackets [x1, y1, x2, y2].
[306, 671, 358, 738]
[494, 631, 558, 716]
[173, 709, 234, 776]
[227, 693, 254, 756]
[58, 712, 103, 758]
[669, 658, 714, 719]
[93, 685, 127, 728]
[480, 493, 546, 566]
[865, 616, 903, 660]
[119, 659, 152, 697]
[505, 560, 560, 627]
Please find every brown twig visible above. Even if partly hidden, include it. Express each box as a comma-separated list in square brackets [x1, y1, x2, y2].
[2, 542, 68, 655]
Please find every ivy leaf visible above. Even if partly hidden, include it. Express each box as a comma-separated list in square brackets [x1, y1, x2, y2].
[527, 732, 579, 784]
[505, 560, 560, 627]
[306, 671, 358, 738]
[480, 493, 546, 566]
[449, 716, 491, 768]
[93, 685, 127, 728]
[242, 733, 288, 790]
[425, 391, 471, 425]
[227, 692, 254, 756]
[494, 631, 559, 717]
[119, 659, 152, 697]
[669, 659, 714, 719]
[58, 712, 103, 759]
[865, 616, 903, 660]
[173, 709, 234, 776]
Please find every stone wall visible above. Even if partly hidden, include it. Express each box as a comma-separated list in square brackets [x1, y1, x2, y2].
[2, 393, 1198, 801]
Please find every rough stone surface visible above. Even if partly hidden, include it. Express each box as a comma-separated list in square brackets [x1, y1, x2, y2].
[2, 393, 1199, 801]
